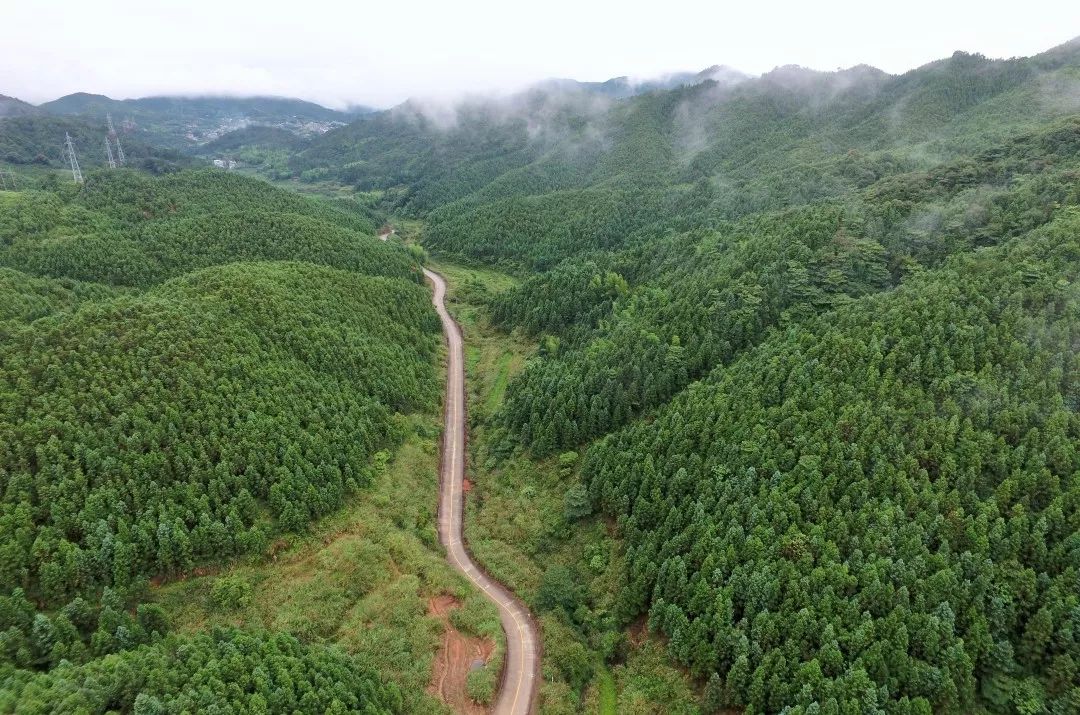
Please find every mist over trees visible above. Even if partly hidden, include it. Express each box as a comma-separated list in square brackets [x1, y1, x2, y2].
[277, 38, 1080, 713]
[2, 34, 1080, 714]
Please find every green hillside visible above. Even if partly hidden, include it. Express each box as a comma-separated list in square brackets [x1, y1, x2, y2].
[282, 37, 1080, 713]
[0, 95, 40, 119]
[4, 32, 1080, 715]
[37, 93, 356, 150]
[586, 214, 1080, 712]
[0, 169, 405, 285]
[0, 169, 457, 711]
[0, 114, 190, 172]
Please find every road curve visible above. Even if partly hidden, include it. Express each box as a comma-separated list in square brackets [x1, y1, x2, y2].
[424, 267, 539, 715]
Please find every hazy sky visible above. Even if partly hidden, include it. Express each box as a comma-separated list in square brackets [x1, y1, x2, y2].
[3, 1, 1076, 108]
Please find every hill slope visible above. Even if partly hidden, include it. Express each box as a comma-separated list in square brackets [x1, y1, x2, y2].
[0, 114, 190, 171]
[290, 38, 1080, 713]
[0, 169, 459, 711]
[0, 169, 405, 285]
[0, 95, 40, 119]
[37, 93, 353, 150]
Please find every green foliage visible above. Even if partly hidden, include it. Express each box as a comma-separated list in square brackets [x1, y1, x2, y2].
[424, 186, 691, 270]
[0, 627, 402, 713]
[0, 267, 115, 334]
[0, 115, 189, 171]
[0, 262, 439, 604]
[8, 37, 1080, 715]
[201, 125, 308, 154]
[211, 576, 253, 611]
[585, 216, 1080, 712]
[466, 662, 498, 705]
[541, 615, 595, 691]
[0, 587, 166, 671]
[292, 102, 551, 212]
[564, 484, 592, 521]
[34, 92, 351, 151]
[334, 40, 1080, 713]
[0, 170, 406, 286]
[495, 117, 1080, 455]
[490, 260, 627, 336]
[613, 641, 699, 715]
[537, 565, 586, 614]
[0, 165, 443, 710]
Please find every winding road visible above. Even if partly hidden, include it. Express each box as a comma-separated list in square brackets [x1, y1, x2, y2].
[424, 267, 539, 715]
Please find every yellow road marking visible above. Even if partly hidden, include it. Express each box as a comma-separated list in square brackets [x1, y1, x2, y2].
[427, 268, 534, 714]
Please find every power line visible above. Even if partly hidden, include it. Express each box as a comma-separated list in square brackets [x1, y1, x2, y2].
[63, 133, 84, 184]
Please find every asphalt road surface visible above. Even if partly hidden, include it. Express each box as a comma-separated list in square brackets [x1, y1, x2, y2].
[424, 267, 539, 715]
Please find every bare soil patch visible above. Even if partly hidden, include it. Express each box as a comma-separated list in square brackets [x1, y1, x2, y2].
[428, 594, 494, 714]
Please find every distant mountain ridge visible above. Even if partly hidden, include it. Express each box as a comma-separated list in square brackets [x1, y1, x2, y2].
[535, 64, 750, 98]
[290, 36, 1080, 215]
[0, 92, 367, 151]
[38, 92, 356, 122]
[0, 94, 40, 119]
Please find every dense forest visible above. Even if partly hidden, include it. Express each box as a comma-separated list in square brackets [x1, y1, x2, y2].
[586, 215, 1079, 712]
[280, 37, 1080, 713]
[4, 33, 1080, 714]
[0, 115, 190, 172]
[0, 170, 414, 286]
[0, 169, 439, 710]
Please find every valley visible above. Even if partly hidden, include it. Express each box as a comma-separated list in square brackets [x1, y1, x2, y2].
[425, 265, 539, 715]
[1, 29, 1079, 715]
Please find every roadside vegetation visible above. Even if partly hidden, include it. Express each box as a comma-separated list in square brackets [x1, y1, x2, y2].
[0, 170, 502, 711]
[432, 259, 704, 713]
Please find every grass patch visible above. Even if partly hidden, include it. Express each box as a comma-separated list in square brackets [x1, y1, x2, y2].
[428, 259, 530, 423]
[430, 256, 705, 714]
[152, 407, 503, 713]
[484, 350, 515, 414]
[597, 667, 617, 714]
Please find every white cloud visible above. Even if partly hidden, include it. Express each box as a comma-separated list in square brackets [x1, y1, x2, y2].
[1, 0, 1075, 108]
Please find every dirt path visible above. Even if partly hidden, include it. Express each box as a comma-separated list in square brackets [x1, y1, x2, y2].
[428, 595, 494, 715]
[424, 267, 539, 715]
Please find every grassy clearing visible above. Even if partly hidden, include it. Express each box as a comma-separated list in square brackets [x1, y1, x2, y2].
[427, 261, 529, 428]
[595, 667, 617, 715]
[152, 405, 503, 713]
[484, 350, 515, 415]
[430, 256, 703, 714]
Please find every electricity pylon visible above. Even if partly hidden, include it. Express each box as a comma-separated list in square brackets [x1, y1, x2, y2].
[0, 169, 18, 190]
[63, 133, 84, 183]
[107, 113, 125, 165]
[105, 137, 117, 168]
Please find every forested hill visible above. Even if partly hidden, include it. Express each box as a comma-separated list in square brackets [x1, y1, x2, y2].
[0, 95, 40, 119]
[292, 37, 1080, 225]
[36, 93, 357, 147]
[0, 169, 412, 285]
[585, 212, 1080, 712]
[38, 93, 351, 123]
[0, 169, 435, 712]
[0, 93, 357, 172]
[0, 114, 191, 172]
[280, 38, 1080, 712]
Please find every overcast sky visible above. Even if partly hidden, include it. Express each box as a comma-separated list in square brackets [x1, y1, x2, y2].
[3, 1, 1076, 109]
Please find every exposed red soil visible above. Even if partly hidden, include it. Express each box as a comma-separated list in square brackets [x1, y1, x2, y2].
[427, 594, 494, 714]
[462, 478, 473, 492]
